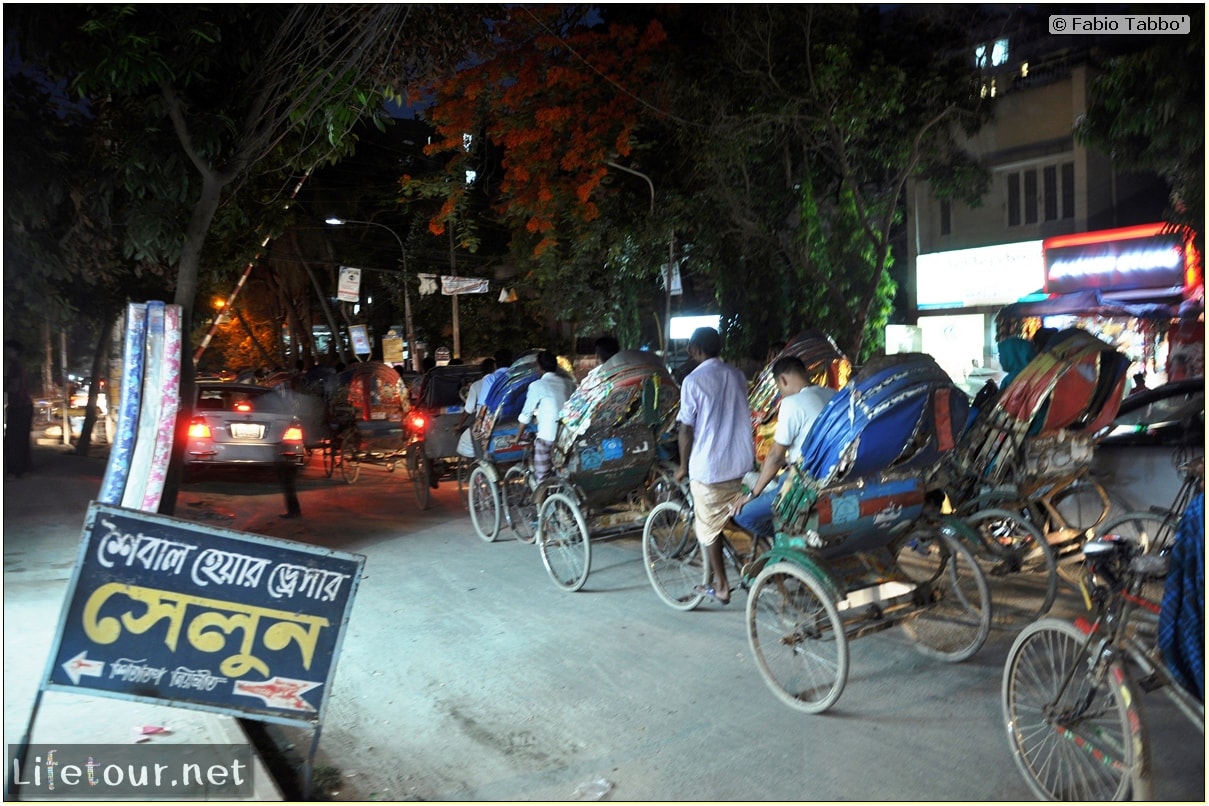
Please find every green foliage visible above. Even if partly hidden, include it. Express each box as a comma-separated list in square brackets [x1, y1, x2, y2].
[1074, 11, 1204, 246]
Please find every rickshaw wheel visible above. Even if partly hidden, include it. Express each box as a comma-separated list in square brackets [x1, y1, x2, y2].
[322, 441, 335, 478]
[410, 446, 431, 510]
[503, 465, 538, 545]
[962, 507, 1057, 627]
[899, 527, 991, 662]
[468, 465, 501, 542]
[340, 434, 361, 484]
[642, 500, 707, 610]
[538, 492, 591, 592]
[747, 560, 848, 714]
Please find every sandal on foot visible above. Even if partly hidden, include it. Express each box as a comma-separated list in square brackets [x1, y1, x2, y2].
[693, 584, 730, 605]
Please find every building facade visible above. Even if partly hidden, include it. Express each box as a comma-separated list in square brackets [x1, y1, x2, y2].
[900, 12, 1190, 393]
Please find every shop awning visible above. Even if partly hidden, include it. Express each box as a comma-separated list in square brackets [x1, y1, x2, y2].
[997, 289, 1176, 321]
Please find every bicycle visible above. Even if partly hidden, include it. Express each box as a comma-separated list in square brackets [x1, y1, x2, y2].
[642, 494, 771, 611]
[1001, 521, 1206, 800]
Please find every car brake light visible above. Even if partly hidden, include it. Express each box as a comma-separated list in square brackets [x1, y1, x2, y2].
[188, 418, 211, 439]
[283, 424, 303, 443]
[235, 401, 252, 412]
[409, 413, 426, 431]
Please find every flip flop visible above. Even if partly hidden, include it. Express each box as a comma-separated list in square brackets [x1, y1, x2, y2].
[693, 584, 730, 606]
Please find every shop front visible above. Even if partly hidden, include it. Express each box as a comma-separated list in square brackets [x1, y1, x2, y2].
[997, 223, 1204, 387]
[894, 239, 1045, 395]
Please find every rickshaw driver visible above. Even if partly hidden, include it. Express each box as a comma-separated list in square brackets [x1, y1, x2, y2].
[518, 350, 576, 484]
[455, 357, 497, 458]
[674, 326, 754, 606]
[730, 355, 835, 538]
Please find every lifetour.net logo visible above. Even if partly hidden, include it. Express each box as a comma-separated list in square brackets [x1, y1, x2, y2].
[8, 744, 254, 799]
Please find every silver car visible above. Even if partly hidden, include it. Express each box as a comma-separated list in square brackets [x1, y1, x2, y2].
[185, 382, 305, 473]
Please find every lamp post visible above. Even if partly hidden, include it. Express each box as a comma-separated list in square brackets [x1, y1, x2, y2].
[326, 217, 419, 372]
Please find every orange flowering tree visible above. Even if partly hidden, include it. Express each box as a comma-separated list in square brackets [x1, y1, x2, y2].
[401, 6, 672, 337]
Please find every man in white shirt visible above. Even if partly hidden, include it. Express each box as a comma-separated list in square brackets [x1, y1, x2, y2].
[731, 355, 836, 538]
[456, 357, 497, 458]
[518, 350, 576, 483]
[675, 327, 754, 605]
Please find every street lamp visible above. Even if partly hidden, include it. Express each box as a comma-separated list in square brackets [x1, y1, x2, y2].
[326, 217, 419, 372]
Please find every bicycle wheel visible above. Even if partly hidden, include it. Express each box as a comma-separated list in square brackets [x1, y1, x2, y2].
[1002, 618, 1148, 801]
[340, 434, 361, 484]
[746, 560, 848, 714]
[1095, 509, 1177, 617]
[411, 447, 432, 510]
[456, 456, 471, 508]
[900, 528, 991, 662]
[963, 507, 1057, 626]
[468, 465, 501, 542]
[642, 500, 707, 611]
[503, 465, 538, 545]
[538, 492, 591, 592]
[1042, 478, 1117, 561]
[1097, 509, 1178, 555]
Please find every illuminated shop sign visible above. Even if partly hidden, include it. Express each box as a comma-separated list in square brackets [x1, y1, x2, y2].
[1043, 223, 1193, 295]
[916, 240, 1043, 309]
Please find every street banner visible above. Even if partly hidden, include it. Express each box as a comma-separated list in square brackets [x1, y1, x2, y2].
[41, 503, 365, 728]
[348, 324, 371, 356]
[441, 276, 489, 295]
[337, 266, 362, 303]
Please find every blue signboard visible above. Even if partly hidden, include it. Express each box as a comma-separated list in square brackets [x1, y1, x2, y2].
[42, 503, 365, 728]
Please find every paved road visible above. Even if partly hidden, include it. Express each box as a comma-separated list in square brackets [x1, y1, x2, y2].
[5, 447, 1205, 801]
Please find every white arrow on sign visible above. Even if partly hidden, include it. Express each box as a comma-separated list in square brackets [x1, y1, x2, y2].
[233, 676, 321, 712]
[61, 651, 105, 685]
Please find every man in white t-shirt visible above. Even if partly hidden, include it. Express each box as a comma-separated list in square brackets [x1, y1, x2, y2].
[731, 354, 836, 538]
[456, 357, 496, 458]
[518, 350, 576, 483]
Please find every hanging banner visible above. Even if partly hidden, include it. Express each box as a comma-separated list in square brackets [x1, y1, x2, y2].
[337, 266, 362, 303]
[417, 274, 440, 296]
[441, 276, 490, 295]
[348, 324, 371, 356]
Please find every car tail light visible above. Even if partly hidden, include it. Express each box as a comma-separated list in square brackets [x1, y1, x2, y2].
[283, 422, 303, 443]
[188, 417, 211, 439]
[408, 413, 427, 432]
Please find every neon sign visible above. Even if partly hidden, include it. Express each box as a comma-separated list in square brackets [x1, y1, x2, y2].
[1044, 223, 1194, 295]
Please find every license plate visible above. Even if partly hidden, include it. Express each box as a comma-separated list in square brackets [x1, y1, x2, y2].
[230, 422, 265, 439]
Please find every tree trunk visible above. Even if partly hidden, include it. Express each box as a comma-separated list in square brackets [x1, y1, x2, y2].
[160, 173, 225, 516]
[73, 308, 116, 457]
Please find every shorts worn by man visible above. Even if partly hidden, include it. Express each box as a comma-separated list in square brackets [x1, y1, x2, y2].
[732, 355, 836, 538]
[675, 326, 754, 605]
[518, 351, 576, 483]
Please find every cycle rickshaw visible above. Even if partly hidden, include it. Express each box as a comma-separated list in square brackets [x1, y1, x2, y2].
[529, 349, 682, 591]
[324, 361, 411, 483]
[644, 352, 994, 713]
[466, 353, 543, 541]
[405, 363, 486, 509]
[930, 328, 1132, 623]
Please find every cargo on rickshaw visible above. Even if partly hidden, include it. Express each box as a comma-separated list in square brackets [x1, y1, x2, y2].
[324, 361, 410, 483]
[404, 363, 486, 509]
[644, 351, 994, 713]
[526, 349, 682, 591]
